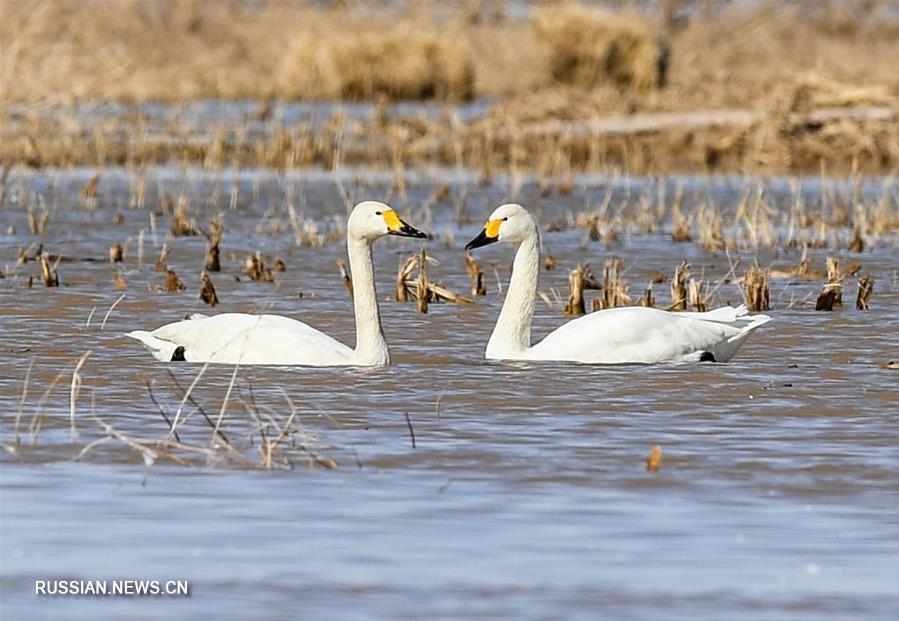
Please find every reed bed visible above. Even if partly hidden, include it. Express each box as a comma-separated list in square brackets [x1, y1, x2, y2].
[2, 1, 898, 176]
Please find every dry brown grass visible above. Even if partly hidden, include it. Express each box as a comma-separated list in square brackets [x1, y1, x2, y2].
[2, 1, 898, 175]
[532, 3, 667, 91]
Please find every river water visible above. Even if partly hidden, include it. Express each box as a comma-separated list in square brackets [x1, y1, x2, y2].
[1, 166, 897, 620]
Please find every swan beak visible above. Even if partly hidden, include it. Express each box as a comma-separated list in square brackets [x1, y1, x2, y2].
[465, 220, 501, 250]
[385, 210, 429, 239]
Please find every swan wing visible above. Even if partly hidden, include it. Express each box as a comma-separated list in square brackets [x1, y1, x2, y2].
[127, 313, 355, 365]
[530, 306, 769, 363]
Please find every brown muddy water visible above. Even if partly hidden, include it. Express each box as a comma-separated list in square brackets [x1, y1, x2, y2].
[1, 166, 898, 620]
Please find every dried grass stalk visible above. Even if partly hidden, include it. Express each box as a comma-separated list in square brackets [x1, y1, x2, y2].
[170, 197, 198, 236]
[245, 253, 273, 282]
[39, 254, 58, 287]
[204, 215, 223, 272]
[108, 243, 123, 263]
[465, 253, 486, 296]
[671, 204, 692, 242]
[199, 271, 219, 306]
[815, 256, 843, 311]
[415, 249, 430, 314]
[742, 265, 769, 311]
[638, 281, 655, 307]
[164, 269, 184, 293]
[669, 261, 688, 310]
[688, 279, 707, 312]
[856, 275, 874, 310]
[564, 265, 587, 316]
[594, 259, 628, 310]
[532, 4, 668, 90]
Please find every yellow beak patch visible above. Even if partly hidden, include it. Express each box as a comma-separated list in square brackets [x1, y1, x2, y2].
[485, 219, 502, 238]
[383, 210, 403, 231]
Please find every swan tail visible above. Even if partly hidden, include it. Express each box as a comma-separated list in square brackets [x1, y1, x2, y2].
[125, 330, 179, 362]
[710, 310, 772, 362]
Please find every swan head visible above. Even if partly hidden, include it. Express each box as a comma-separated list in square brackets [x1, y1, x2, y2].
[465, 203, 536, 249]
[348, 201, 429, 242]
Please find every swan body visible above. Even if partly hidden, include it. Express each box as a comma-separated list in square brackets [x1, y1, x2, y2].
[127, 201, 427, 366]
[466, 203, 771, 364]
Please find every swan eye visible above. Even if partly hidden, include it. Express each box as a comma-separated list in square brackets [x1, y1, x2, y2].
[502, 217, 508, 221]
[375, 211, 382, 215]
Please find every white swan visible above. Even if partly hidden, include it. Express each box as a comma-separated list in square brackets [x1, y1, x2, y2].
[126, 201, 428, 366]
[465, 203, 771, 364]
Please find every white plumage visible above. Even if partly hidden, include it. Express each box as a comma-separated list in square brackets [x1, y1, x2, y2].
[126, 201, 427, 366]
[466, 203, 771, 364]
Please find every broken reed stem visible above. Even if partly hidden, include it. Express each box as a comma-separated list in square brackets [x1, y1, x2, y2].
[465, 252, 486, 296]
[245, 253, 273, 282]
[164, 269, 185, 292]
[15, 358, 35, 444]
[108, 242, 123, 263]
[100, 292, 126, 330]
[205, 214, 223, 271]
[856, 275, 874, 310]
[169, 362, 209, 439]
[639, 281, 655, 307]
[670, 261, 688, 310]
[337, 259, 353, 298]
[199, 271, 219, 306]
[212, 364, 240, 447]
[145, 380, 180, 442]
[815, 256, 843, 311]
[687, 279, 707, 312]
[69, 351, 91, 442]
[596, 259, 628, 310]
[396, 254, 417, 302]
[742, 265, 770, 311]
[564, 265, 587, 316]
[416, 248, 430, 314]
[39, 254, 58, 286]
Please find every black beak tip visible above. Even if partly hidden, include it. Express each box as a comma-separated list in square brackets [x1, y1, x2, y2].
[465, 229, 496, 251]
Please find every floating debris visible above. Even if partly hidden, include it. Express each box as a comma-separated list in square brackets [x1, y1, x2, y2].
[272, 258, 287, 273]
[199, 271, 219, 306]
[544, 254, 557, 270]
[112, 273, 127, 290]
[856, 275, 874, 310]
[646, 445, 662, 472]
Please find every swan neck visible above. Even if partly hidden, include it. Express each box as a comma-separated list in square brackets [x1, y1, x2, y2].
[347, 235, 389, 365]
[487, 232, 539, 357]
